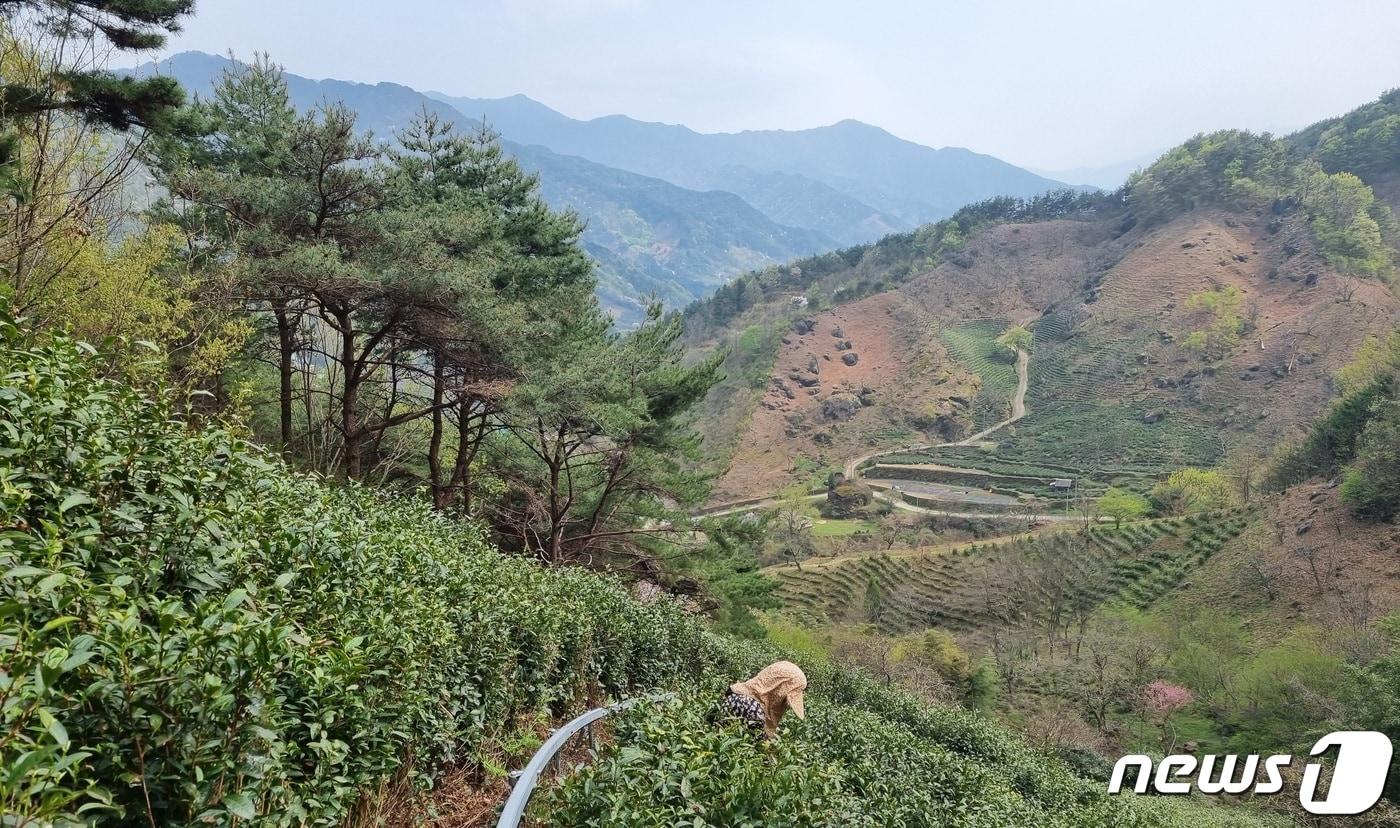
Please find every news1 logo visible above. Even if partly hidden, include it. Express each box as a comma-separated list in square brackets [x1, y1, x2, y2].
[1109, 731, 1393, 815]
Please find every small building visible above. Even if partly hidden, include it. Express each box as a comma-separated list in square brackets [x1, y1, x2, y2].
[1050, 478, 1075, 490]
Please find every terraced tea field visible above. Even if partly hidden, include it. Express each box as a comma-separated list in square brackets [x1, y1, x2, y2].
[937, 320, 1018, 430]
[773, 513, 1249, 637]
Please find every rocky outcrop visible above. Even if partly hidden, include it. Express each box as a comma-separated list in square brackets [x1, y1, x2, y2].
[822, 391, 864, 421]
[823, 472, 872, 518]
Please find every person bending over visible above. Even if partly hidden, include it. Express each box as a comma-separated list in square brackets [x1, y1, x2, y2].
[721, 661, 807, 737]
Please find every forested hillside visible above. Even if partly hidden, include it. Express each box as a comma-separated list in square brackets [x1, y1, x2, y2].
[129, 52, 836, 323]
[132, 51, 1077, 321]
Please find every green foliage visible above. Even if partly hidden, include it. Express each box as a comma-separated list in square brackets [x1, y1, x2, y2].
[939, 320, 1019, 429]
[997, 324, 1033, 355]
[1128, 121, 1397, 279]
[1341, 614, 1400, 807]
[545, 696, 851, 827]
[1340, 399, 1400, 520]
[548, 660, 1267, 827]
[1270, 379, 1390, 487]
[891, 629, 972, 689]
[1182, 286, 1246, 359]
[0, 4, 193, 198]
[1098, 487, 1150, 526]
[1150, 469, 1237, 516]
[1127, 130, 1292, 226]
[0, 319, 710, 825]
[1301, 166, 1397, 277]
[1290, 87, 1400, 182]
[1336, 331, 1400, 397]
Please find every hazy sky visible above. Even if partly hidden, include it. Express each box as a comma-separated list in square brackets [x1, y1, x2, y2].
[141, 0, 1400, 172]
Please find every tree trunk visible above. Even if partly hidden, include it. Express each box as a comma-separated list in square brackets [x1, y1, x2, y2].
[334, 307, 362, 479]
[428, 356, 448, 509]
[272, 300, 295, 460]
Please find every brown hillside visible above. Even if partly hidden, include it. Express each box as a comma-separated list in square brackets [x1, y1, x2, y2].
[712, 219, 1123, 501]
[1172, 484, 1400, 642]
[712, 291, 967, 501]
[1022, 209, 1400, 467]
[712, 207, 1400, 500]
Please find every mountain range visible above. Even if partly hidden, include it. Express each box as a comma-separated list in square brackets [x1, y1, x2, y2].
[133, 52, 1077, 321]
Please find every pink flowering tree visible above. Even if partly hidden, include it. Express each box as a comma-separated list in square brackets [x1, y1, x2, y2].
[1143, 680, 1194, 752]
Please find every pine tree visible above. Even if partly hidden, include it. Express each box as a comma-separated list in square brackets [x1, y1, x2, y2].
[1, 2, 195, 197]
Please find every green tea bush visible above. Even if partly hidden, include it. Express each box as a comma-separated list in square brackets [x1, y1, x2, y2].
[548, 658, 1280, 827]
[545, 695, 853, 827]
[0, 317, 707, 825]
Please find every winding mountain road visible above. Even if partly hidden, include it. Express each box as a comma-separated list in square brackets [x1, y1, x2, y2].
[706, 341, 1034, 518]
[841, 345, 1030, 479]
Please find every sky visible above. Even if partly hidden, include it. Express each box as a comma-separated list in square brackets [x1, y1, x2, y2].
[139, 0, 1400, 173]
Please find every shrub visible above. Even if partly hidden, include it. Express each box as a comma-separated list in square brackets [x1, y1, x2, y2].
[1150, 469, 1237, 515]
[1340, 399, 1400, 519]
[545, 695, 853, 827]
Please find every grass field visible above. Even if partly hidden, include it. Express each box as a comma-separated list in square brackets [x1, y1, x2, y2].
[811, 518, 878, 537]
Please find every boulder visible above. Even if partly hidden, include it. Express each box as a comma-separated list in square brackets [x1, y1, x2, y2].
[835, 339, 853, 351]
[807, 356, 820, 374]
[831, 326, 845, 338]
[1142, 410, 1165, 424]
[822, 392, 863, 421]
[841, 352, 859, 366]
[792, 318, 816, 335]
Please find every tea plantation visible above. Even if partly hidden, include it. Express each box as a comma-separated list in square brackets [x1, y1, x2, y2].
[776, 515, 1250, 635]
[0, 320, 1274, 826]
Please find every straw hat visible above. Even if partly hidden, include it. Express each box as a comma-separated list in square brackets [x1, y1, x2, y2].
[731, 661, 808, 725]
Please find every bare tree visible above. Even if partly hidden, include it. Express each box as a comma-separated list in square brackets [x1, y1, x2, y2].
[1334, 275, 1358, 304]
[1244, 557, 1282, 602]
[1290, 544, 1343, 595]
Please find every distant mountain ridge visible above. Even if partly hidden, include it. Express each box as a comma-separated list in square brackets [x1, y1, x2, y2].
[424, 89, 1077, 239]
[132, 52, 1076, 321]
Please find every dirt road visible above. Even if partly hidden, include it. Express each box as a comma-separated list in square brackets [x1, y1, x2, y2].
[713, 340, 1033, 516]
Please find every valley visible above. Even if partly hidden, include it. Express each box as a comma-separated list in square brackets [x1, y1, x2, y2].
[7, 3, 1400, 823]
[678, 102, 1400, 822]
